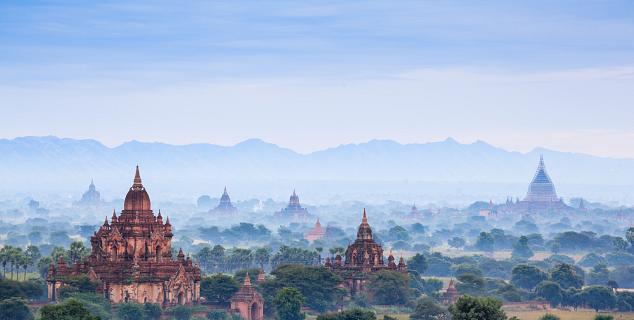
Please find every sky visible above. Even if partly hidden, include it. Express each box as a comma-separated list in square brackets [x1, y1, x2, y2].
[1, 1, 634, 157]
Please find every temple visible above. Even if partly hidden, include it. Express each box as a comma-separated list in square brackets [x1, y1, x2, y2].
[441, 279, 459, 305]
[504, 156, 570, 213]
[325, 209, 407, 295]
[230, 273, 264, 320]
[211, 187, 237, 213]
[277, 189, 310, 220]
[524, 156, 559, 202]
[79, 179, 102, 205]
[47, 166, 201, 305]
[304, 218, 325, 242]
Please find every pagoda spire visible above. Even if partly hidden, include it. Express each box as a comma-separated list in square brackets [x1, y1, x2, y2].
[362, 208, 368, 224]
[243, 272, 252, 287]
[133, 165, 142, 187]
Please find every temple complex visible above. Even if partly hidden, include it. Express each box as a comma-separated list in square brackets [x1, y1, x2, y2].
[47, 166, 201, 305]
[277, 189, 310, 220]
[325, 209, 407, 295]
[230, 273, 264, 320]
[211, 187, 237, 213]
[79, 179, 102, 205]
[305, 218, 325, 242]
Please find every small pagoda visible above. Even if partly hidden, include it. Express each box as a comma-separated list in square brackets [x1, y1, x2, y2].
[211, 186, 237, 213]
[304, 218, 325, 242]
[230, 273, 264, 320]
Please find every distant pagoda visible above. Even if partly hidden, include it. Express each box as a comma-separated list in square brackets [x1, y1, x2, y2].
[511, 156, 570, 212]
[304, 218, 325, 242]
[79, 179, 102, 205]
[523, 155, 559, 202]
[277, 189, 310, 220]
[212, 187, 237, 213]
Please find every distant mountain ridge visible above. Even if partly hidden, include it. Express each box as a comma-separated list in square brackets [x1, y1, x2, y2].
[0, 136, 633, 197]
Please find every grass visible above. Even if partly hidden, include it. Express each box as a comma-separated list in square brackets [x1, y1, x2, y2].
[381, 310, 634, 320]
[505, 309, 634, 320]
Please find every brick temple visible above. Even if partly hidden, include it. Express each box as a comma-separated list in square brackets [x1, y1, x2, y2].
[47, 166, 201, 305]
[325, 209, 407, 295]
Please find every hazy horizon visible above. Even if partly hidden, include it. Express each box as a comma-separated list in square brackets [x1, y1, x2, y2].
[2, 1, 634, 157]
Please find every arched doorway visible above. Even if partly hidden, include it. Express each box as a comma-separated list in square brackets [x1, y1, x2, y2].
[177, 291, 184, 305]
[156, 245, 161, 262]
[251, 302, 259, 320]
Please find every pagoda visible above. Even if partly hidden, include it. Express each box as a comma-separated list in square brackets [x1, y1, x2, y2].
[524, 156, 559, 202]
[277, 189, 310, 220]
[230, 273, 264, 320]
[511, 156, 570, 212]
[211, 186, 237, 213]
[304, 218, 325, 242]
[325, 209, 406, 295]
[79, 179, 102, 205]
[47, 166, 201, 305]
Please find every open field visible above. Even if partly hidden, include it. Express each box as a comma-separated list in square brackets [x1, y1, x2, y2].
[505, 309, 634, 320]
[382, 310, 634, 320]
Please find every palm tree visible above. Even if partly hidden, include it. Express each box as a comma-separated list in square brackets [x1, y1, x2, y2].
[0, 246, 11, 278]
[21, 253, 29, 281]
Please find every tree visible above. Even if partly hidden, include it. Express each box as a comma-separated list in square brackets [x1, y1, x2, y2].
[200, 274, 240, 304]
[408, 254, 428, 274]
[368, 270, 410, 305]
[0, 246, 11, 278]
[511, 265, 548, 291]
[538, 314, 560, 320]
[117, 303, 145, 320]
[254, 247, 272, 268]
[594, 316, 614, 320]
[456, 274, 485, 296]
[274, 287, 305, 320]
[208, 310, 229, 320]
[536, 281, 562, 308]
[475, 232, 494, 253]
[448, 295, 506, 320]
[143, 303, 162, 320]
[511, 236, 533, 260]
[68, 242, 92, 264]
[448, 237, 466, 249]
[317, 309, 376, 320]
[582, 286, 616, 312]
[40, 298, 100, 320]
[626, 227, 634, 247]
[549, 264, 583, 289]
[171, 305, 193, 320]
[0, 297, 33, 320]
[613, 237, 629, 252]
[410, 296, 447, 320]
[261, 265, 344, 312]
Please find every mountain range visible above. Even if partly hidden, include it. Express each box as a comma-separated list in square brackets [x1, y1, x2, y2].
[1, 136, 633, 202]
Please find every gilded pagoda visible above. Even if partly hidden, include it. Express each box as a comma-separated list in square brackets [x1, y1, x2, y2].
[47, 166, 201, 305]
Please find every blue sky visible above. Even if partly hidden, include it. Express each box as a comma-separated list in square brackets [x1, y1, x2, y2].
[1, 1, 634, 157]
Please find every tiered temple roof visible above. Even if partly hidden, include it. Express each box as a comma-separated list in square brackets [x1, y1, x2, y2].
[523, 156, 559, 202]
[213, 186, 237, 213]
[278, 189, 309, 219]
[325, 209, 406, 295]
[79, 179, 101, 205]
[305, 218, 325, 241]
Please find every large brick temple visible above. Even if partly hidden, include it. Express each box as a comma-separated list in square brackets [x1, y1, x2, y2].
[47, 167, 201, 305]
[325, 209, 407, 295]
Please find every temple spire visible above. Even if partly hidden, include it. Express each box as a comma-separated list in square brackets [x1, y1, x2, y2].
[243, 272, 252, 287]
[362, 208, 368, 224]
[133, 165, 142, 187]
